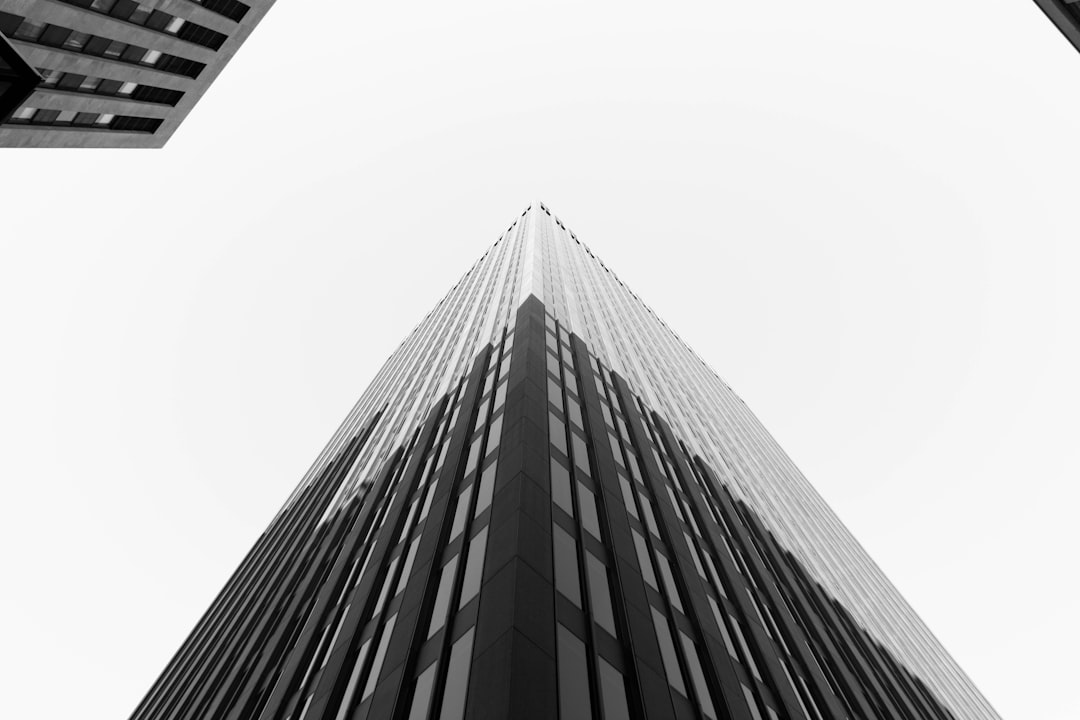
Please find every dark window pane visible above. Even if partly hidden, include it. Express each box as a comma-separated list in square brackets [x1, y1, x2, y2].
[427, 556, 459, 638]
[361, 614, 397, 700]
[473, 462, 496, 517]
[486, 414, 502, 451]
[549, 412, 566, 454]
[438, 628, 475, 720]
[585, 553, 616, 636]
[449, 486, 471, 540]
[707, 597, 739, 659]
[57, 73, 85, 90]
[407, 661, 438, 720]
[548, 378, 563, 410]
[730, 620, 762, 681]
[572, 434, 590, 476]
[743, 685, 765, 720]
[577, 484, 601, 539]
[463, 437, 482, 477]
[650, 608, 686, 696]
[632, 531, 657, 589]
[458, 526, 488, 608]
[553, 524, 581, 607]
[394, 537, 421, 595]
[546, 350, 560, 377]
[38, 25, 71, 47]
[567, 396, 583, 429]
[83, 35, 111, 55]
[679, 632, 717, 719]
[598, 658, 631, 720]
[639, 493, 659, 536]
[557, 625, 592, 720]
[551, 458, 573, 517]
[655, 553, 684, 612]
[97, 79, 122, 95]
[618, 475, 638, 518]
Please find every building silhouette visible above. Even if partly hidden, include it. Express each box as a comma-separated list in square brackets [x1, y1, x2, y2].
[1034, 0, 1080, 54]
[129, 205, 1000, 720]
[0, 0, 275, 147]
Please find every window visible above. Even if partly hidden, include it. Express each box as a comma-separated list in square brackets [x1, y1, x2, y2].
[463, 437, 482, 477]
[14, 20, 46, 42]
[650, 608, 686, 695]
[598, 658, 631, 720]
[618, 475, 638, 518]
[458, 527, 488, 608]
[449, 486, 471, 541]
[557, 625, 592, 720]
[549, 413, 566, 454]
[406, 662, 438, 720]
[548, 378, 563, 410]
[118, 81, 137, 95]
[361, 614, 398, 700]
[680, 633, 718, 719]
[730, 620, 762, 681]
[427, 556, 459, 638]
[142, 49, 162, 65]
[551, 458, 573, 517]
[336, 638, 372, 720]
[103, 39, 126, 57]
[655, 553, 684, 612]
[572, 434, 590, 476]
[585, 553, 616, 636]
[577, 485, 601, 539]
[632, 530, 657, 589]
[474, 462, 496, 517]
[437, 628, 475, 720]
[742, 685, 764, 720]
[708, 597, 739, 659]
[553, 524, 581, 607]
[395, 537, 421, 595]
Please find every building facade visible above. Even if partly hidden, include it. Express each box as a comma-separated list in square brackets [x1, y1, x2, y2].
[128, 205, 1000, 720]
[0, 0, 275, 147]
[1033, 0, 1080, 54]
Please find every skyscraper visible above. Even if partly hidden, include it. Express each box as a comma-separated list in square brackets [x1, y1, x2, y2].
[1033, 0, 1080, 54]
[0, 0, 275, 147]
[129, 204, 999, 720]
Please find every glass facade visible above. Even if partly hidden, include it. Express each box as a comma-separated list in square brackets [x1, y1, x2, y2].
[128, 204, 999, 720]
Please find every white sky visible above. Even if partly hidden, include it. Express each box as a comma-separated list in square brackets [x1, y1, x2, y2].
[1, 2, 1076, 718]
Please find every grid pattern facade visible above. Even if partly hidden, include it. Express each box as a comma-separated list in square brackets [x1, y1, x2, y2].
[0, 0, 275, 147]
[129, 205, 999, 720]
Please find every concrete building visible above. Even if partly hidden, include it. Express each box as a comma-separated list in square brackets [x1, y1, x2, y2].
[127, 205, 1001, 720]
[0, 0, 274, 147]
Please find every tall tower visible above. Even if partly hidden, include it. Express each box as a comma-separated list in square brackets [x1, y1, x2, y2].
[1033, 0, 1080, 55]
[129, 205, 1000, 720]
[0, 0, 276, 147]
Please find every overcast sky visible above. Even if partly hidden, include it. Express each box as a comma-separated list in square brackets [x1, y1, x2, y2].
[1, 2, 1076, 719]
